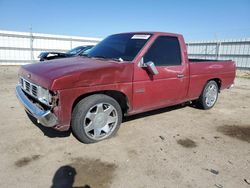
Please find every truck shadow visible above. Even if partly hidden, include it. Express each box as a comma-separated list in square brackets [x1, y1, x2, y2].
[123, 103, 190, 122]
[26, 112, 71, 138]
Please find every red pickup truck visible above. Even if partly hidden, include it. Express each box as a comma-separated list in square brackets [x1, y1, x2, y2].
[16, 32, 235, 143]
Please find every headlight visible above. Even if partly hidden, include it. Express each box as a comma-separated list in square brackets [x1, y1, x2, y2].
[37, 86, 52, 106]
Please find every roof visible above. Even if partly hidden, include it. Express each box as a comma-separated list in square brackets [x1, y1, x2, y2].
[114, 31, 183, 37]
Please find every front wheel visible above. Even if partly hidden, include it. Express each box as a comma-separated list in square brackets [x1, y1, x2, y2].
[71, 94, 122, 143]
[196, 80, 219, 110]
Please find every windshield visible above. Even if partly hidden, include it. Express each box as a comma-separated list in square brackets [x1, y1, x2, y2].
[87, 33, 151, 61]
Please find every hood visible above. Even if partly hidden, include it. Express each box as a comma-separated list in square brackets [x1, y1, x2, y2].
[18, 57, 133, 90]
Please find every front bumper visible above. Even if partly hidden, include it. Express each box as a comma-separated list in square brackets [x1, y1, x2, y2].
[15, 85, 58, 127]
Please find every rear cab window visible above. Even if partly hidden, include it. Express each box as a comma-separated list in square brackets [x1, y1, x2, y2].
[144, 36, 182, 66]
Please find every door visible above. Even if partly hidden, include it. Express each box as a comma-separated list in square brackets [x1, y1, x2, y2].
[133, 36, 189, 113]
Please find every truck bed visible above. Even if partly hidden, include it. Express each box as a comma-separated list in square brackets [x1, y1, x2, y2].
[187, 59, 235, 100]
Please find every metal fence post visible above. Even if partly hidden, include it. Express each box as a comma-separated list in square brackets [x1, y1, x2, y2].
[30, 30, 34, 62]
[215, 42, 221, 60]
[205, 44, 208, 59]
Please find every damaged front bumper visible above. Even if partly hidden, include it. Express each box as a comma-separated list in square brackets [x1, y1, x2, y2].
[15, 85, 58, 127]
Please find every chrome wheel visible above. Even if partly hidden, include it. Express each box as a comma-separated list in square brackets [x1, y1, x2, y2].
[83, 103, 118, 140]
[205, 83, 218, 107]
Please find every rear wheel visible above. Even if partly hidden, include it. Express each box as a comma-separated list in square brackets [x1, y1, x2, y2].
[196, 80, 218, 110]
[71, 94, 122, 143]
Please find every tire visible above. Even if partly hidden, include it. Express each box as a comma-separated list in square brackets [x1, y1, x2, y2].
[71, 94, 122, 143]
[196, 80, 219, 110]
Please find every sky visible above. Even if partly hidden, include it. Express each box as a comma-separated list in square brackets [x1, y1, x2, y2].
[0, 0, 249, 41]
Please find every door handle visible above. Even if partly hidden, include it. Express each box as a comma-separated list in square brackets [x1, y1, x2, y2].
[177, 74, 184, 78]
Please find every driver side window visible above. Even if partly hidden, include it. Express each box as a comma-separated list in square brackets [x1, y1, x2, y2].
[144, 36, 182, 66]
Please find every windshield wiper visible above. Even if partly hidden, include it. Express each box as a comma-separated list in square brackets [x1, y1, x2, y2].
[110, 57, 124, 62]
[91, 55, 123, 62]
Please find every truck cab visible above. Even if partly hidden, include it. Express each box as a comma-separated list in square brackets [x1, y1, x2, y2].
[132, 33, 189, 113]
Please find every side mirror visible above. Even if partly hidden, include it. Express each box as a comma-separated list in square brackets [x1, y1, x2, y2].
[138, 58, 159, 75]
[145, 61, 159, 75]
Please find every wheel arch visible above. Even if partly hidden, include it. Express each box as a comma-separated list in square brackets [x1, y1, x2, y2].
[198, 78, 222, 99]
[207, 78, 222, 91]
[71, 90, 130, 115]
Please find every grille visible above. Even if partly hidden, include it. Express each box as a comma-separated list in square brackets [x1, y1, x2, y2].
[19, 77, 39, 98]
